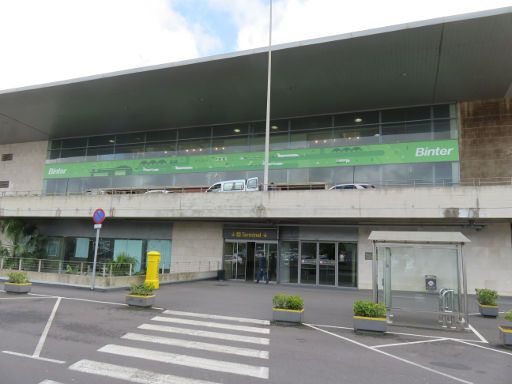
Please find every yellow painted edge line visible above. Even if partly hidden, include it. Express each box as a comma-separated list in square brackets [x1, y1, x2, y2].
[127, 294, 156, 298]
[479, 304, 498, 308]
[353, 316, 386, 321]
[498, 326, 512, 333]
[272, 308, 304, 313]
[4, 282, 32, 286]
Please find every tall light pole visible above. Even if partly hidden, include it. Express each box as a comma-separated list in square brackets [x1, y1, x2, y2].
[263, 0, 272, 191]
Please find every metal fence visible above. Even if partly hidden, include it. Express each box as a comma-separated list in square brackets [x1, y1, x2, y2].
[0, 257, 222, 277]
[1, 177, 512, 197]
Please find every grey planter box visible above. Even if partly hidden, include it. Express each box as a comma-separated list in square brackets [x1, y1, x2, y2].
[272, 308, 304, 323]
[4, 283, 32, 294]
[498, 326, 512, 346]
[479, 304, 499, 317]
[126, 294, 156, 308]
[353, 316, 387, 332]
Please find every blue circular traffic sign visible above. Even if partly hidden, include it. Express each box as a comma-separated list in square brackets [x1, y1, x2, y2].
[93, 208, 106, 224]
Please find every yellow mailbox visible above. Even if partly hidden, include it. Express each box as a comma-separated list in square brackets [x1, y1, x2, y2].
[145, 251, 160, 289]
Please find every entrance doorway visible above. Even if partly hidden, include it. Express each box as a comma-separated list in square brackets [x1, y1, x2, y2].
[223, 241, 277, 282]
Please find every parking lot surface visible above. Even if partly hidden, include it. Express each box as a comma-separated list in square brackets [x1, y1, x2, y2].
[0, 280, 511, 384]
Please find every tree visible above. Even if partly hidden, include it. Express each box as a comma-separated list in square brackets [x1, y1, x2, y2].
[0, 219, 46, 258]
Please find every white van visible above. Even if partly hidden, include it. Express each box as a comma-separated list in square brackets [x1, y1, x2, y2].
[206, 177, 259, 192]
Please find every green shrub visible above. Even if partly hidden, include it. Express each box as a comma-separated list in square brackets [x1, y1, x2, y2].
[504, 311, 512, 322]
[7, 271, 29, 284]
[129, 282, 155, 296]
[272, 294, 304, 310]
[475, 288, 498, 306]
[353, 300, 386, 318]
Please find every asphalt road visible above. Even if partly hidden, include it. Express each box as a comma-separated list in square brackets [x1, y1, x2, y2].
[0, 281, 510, 384]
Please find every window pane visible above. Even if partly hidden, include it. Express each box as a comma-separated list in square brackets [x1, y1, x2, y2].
[252, 120, 288, 135]
[89, 135, 116, 146]
[213, 124, 249, 137]
[115, 144, 145, 159]
[86, 146, 115, 158]
[116, 133, 145, 144]
[354, 165, 380, 185]
[178, 139, 210, 155]
[178, 126, 211, 140]
[433, 105, 450, 118]
[382, 106, 430, 122]
[290, 116, 331, 131]
[48, 149, 61, 159]
[147, 129, 177, 142]
[433, 119, 451, 139]
[212, 137, 249, 153]
[61, 148, 86, 158]
[145, 141, 177, 156]
[279, 241, 298, 283]
[334, 111, 379, 126]
[62, 137, 87, 148]
[49, 140, 62, 150]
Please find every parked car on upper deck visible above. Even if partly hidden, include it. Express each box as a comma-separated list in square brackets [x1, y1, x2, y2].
[206, 177, 259, 192]
[329, 183, 376, 190]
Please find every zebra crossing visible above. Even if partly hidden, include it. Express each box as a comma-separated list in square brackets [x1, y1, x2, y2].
[40, 309, 271, 384]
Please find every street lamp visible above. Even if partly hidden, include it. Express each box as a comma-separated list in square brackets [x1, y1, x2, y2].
[263, 0, 273, 191]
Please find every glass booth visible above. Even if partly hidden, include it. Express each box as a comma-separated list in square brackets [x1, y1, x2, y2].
[369, 231, 470, 330]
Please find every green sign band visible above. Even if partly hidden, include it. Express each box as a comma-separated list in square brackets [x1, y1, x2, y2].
[44, 139, 459, 179]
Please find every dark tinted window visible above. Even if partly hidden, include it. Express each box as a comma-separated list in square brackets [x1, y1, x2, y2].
[212, 124, 249, 137]
[87, 146, 114, 156]
[382, 106, 430, 122]
[89, 135, 116, 146]
[433, 105, 450, 118]
[252, 120, 288, 135]
[61, 138, 87, 148]
[334, 111, 379, 126]
[49, 140, 62, 150]
[116, 133, 145, 144]
[178, 126, 211, 140]
[61, 148, 86, 158]
[146, 129, 177, 142]
[290, 116, 331, 131]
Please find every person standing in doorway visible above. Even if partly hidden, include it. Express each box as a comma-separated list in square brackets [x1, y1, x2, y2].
[256, 253, 268, 284]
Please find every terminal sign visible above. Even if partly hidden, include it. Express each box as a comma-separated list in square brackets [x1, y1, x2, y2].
[92, 208, 106, 224]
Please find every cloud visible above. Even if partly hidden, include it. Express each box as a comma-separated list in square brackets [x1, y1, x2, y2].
[0, 0, 221, 90]
[210, 0, 512, 50]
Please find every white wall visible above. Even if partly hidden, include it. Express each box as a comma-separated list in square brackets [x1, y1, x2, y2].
[462, 223, 512, 296]
[0, 141, 47, 192]
[171, 222, 223, 273]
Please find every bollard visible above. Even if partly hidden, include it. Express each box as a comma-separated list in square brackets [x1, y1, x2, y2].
[145, 251, 161, 289]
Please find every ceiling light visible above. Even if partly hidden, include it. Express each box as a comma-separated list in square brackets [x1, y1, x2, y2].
[109, 139, 115, 143]
[354, 118, 362, 123]
[234, 128, 241, 133]
[271, 125, 278, 130]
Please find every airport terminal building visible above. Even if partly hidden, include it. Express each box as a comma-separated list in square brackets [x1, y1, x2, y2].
[1, 9, 511, 294]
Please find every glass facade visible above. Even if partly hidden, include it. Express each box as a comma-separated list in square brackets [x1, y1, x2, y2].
[45, 236, 171, 272]
[44, 104, 459, 193]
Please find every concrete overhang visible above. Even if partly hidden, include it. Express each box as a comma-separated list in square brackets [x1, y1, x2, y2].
[369, 230, 470, 243]
[0, 7, 511, 144]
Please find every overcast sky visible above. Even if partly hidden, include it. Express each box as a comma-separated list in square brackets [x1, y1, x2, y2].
[0, 0, 510, 91]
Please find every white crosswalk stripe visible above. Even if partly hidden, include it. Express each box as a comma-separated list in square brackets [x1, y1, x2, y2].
[99, 344, 270, 379]
[162, 310, 270, 325]
[65, 309, 271, 383]
[122, 332, 269, 359]
[151, 316, 270, 334]
[138, 323, 270, 345]
[69, 359, 222, 384]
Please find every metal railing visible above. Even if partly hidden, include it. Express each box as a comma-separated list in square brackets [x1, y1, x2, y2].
[0, 257, 136, 277]
[2, 177, 512, 197]
[0, 257, 222, 277]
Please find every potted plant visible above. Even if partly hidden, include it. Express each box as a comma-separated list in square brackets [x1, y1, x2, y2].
[126, 282, 156, 307]
[498, 310, 512, 347]
[475, 288, 499, 317]
[4, 271, 32, 293]
[272, 294, 304, 323]
[353, 300, 387, 332]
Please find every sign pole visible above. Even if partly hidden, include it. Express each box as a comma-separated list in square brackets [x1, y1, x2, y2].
[91, 208, 106, 291]
[91, 224, 101, 290]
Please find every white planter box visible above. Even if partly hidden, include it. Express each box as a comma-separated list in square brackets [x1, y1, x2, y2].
[272, 308, 304, 323]
[4, 283, 32, 294]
